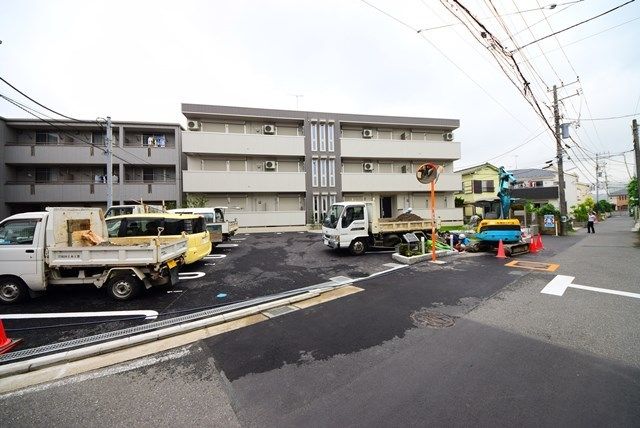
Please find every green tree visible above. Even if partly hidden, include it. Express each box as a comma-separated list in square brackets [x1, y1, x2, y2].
[628, 178, 638, 208]
[185, 193, 208, 208]
[454, 197, 465, 208]
[596, 199, 613, 213]
[571, 196, 595, 222]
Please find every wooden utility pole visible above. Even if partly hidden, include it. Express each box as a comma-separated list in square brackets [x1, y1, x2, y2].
[553, 85, 567, 235]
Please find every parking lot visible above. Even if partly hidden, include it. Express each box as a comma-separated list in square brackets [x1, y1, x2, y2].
[0, 231, 399, 350]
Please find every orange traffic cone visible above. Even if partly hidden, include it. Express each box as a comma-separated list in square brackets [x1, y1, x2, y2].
[529, 235, 538, 253]
[537, 234, 545, 250]
[496, 239, 507, 258]
[0, 320, 22, 355]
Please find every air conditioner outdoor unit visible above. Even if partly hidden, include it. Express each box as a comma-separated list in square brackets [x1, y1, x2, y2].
[264, 160, 277, 170]
[363, 162, 374, 172]
[187, 120, 201, 131]
[362, 129, 373, 138]
[443, 132, 454, 141]
[263, 124, 276, 135]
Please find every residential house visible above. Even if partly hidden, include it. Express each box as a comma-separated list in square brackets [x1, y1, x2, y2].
[454, 163, 499, 219]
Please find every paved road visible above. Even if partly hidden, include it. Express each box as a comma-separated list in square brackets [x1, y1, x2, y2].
[0, 232, 393, 349]
[2, 217, 639, 426]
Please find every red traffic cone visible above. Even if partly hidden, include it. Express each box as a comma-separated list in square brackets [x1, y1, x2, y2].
[0, 320, 22, 355]
[537, 234, 545, 250]
[529, 235, 538, 253]
[496, 239, 507, 259]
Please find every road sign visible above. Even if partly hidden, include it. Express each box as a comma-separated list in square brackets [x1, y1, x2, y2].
[543, 214, 555, 228]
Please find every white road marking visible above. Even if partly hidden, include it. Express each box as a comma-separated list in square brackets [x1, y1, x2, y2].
[541, 275, 640, 299]
[0, 310, 159, 321]
[231, 238, 246, 241]
[178, 272, 206, 280]
[166, 290, 183, 294]
[205, 254, 226, 259]
[217, 243, 238, 248]
[204, 263, 216, 266]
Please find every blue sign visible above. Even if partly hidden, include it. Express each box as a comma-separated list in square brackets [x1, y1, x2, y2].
[544, 214, 555, 228]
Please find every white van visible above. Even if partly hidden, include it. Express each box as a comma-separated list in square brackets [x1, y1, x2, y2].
[169, 207, 238, 244]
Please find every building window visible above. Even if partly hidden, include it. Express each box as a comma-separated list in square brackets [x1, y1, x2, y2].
[329, 194, 336, 207]
[472, 180, 494, 194]
[35, 167, 51, 183]
[143, 167, 155, 183]
[313, 195, 320, 223]
[320, 159, 327, 187]
[328, 159, 335, 187]
[92, 131, 105, 146]
[311, 159, 318, 187]
[311, 123, 318, 151]
[319, 123, 326, 151]
[321, 195, 328, 220]
[327, 123, 335, 151]
[35, 131, 59, 144]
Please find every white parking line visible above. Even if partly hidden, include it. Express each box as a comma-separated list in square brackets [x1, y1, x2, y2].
[0, 310, 159, 321]
[204, 254, 226, 259]
[217, 243, 238, 248]
[178, 272, 206, 280]
[231, 238, 246, 241]
[541, 275, 640, 299]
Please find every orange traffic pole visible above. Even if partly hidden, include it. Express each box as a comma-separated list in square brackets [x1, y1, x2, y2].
[430, 180, 436, 262]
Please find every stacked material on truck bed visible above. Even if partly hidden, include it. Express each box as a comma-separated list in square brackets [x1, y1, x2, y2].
[390, 212, 424, 222]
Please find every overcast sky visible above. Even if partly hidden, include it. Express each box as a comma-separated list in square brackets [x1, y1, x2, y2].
[1, 0, 638, 188]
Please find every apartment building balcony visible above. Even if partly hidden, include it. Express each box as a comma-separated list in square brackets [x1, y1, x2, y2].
[341, 172, 462, 193]
[340, 138, 461, 160]
[182, 132, 304, 156]
[4, 143, 178, 165]
[4, 181, 179, 203]
[4, 143, 109, 165]
[183, 171, 306, 193]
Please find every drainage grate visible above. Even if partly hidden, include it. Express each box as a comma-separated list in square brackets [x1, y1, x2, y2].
[410, 309, 456, 328]
[262, 305, 299, 318]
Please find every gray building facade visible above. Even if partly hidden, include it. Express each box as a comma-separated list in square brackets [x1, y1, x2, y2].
[181, 104, 464, 227]
[0, 118, 183, 219]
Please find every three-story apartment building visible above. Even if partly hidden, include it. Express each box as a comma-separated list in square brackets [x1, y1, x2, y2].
[181, 104, 463, 227]
[0, 118, 182, 219]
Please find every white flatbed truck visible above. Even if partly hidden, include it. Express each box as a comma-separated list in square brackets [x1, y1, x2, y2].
[0, 207, 187, 303]
[322, 202, 433, 255]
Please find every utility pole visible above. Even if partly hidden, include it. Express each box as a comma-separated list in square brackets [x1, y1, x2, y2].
[106, 116, 113, 208]
[633, 119, 640, 217]
[553, 85, 567, 235]
[595, 152, 599, 208]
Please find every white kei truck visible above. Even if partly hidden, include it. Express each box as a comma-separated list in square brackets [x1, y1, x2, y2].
[322, 202, 433, 255]
[0, 207, 187, 304]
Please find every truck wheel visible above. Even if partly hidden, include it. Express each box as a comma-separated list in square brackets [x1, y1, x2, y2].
[107, 274, 143, 301]
[383, 234, 402, 247]
[349, 239, 367, 256]
[0, 277, 29, 304]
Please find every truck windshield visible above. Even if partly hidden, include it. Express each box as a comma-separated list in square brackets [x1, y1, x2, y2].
[323, 205, 343, 228]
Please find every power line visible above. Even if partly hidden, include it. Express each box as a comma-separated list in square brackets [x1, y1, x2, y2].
[359, 0, 534, 131]
[513, 0, 637, 52]
[0, 93, 156, 167]
[566, 113, 640, 121]
[0, 75, 80, 122]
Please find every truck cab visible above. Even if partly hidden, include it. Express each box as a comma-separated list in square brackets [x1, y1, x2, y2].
[322, 202, 370, 255]
[0, 212, 47, 300]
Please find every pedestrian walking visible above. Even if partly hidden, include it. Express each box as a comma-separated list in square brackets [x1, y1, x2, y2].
[587, 212, 596, 234]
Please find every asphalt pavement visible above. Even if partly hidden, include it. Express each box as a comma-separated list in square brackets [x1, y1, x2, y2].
[1, 216, 639, 426]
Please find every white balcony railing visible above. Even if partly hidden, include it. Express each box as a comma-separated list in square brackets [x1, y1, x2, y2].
[183, 171, 306, 193]
[182, 132, 305, 156]
[342, 172, 462, 193]
[340, 138, 461, 160]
